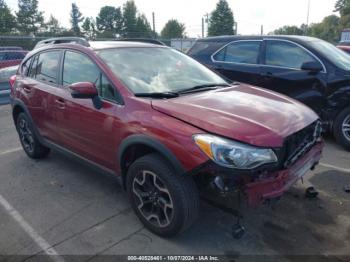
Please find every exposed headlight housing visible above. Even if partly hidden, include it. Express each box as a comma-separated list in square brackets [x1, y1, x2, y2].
[193, 134, 278, 169]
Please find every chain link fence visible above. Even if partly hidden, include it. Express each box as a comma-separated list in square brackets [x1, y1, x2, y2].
[0, 35, 197, 52]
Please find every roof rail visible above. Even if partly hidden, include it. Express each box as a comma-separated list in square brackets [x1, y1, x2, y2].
[116, 38, 166, 46]
[34, 37, 90, 49]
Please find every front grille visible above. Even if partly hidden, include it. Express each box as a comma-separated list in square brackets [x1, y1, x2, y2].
[283, 120, 322, 168]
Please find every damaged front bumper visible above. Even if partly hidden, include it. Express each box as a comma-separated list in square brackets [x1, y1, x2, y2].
[245, 142, 324, 206]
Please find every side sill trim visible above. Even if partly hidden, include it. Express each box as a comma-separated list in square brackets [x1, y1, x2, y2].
[43, 139, 119, 179]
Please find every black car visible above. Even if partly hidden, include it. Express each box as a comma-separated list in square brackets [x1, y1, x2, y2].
[188, 35, 350, 150]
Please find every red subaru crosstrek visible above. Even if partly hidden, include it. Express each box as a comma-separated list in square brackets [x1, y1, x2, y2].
[10, 38, 323, 237]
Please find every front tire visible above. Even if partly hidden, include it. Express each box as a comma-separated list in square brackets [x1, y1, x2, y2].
[16, 112, 50, 159]
[126, 153, 199, 237]
[334, 107, 350, 151]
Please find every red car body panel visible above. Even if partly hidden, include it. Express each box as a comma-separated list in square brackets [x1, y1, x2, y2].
[337, 45, 350, 54]
[0, 60, 21, 69]
[246, 142, 323, 206]
[10, 42, 323, 207]
[152, 85, 317, 147]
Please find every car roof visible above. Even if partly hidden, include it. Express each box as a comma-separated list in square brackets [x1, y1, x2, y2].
[0, 47, 23, 51]
[0, 50, 27, 53]
[196, 35, 320, 43]
[88, 41, 164, 50]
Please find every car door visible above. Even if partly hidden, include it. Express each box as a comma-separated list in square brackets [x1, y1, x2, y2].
[18, 50, 63, 142]
[210, 40, 263, 86]
[52, 50, 122, 170]
[259, 39, 327, 114]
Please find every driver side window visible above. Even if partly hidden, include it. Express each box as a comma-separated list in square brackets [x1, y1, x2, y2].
[265, 40, 320, 70]
[63, 51, 118, 102]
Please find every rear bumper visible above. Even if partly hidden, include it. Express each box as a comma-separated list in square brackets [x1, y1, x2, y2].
[245, 142, 324, 206]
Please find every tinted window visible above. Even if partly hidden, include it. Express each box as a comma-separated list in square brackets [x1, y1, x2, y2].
[35, 51, 61, 83]
[22, 58, 32, 76]
[213, 41, 261, 64]
[6, 52, 25, 60]
[187, 42, 209, 55]
[265, 41, 319, 69]
[63, 51, 117, 101]
[0, 53, 6, 61]
[29, 55, 39, 78]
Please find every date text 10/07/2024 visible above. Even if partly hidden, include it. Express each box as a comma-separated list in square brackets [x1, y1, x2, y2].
[127, 256, 220, 261]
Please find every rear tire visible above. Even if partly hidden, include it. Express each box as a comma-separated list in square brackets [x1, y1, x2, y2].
[333, 107, 350, 151]
[126, 153, 199, 237]
[16, 112, 50, 159]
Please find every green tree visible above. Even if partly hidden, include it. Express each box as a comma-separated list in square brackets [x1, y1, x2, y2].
[308, 15, 341, 43]
[208, 0, 234, 36]
[46, 15, 61, 35]
[0, 0, 16, 33]
[335, 0, 350, 28]
[273, 25, 304, 35]
[96, 6, 123, 37]
[16, 0, 44, 35]
[82, 17, 97, 38]
[135, 14, 153, 37]
[122, 0, 138, 37]
[161, 19, 185, 39]
[70, 3, 84, 35]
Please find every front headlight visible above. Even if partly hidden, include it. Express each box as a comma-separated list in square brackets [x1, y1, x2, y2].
[193, 134, 278, 169]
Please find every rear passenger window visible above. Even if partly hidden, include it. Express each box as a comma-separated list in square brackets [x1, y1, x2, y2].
[213, 41, 261, 64]
[32, 51, 61, 84]
[63, 51, 118, 102]
[22, 58, 32, 76]
[29, 55, 39, 78]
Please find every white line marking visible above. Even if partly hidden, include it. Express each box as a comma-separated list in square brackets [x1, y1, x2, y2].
[0, 194, 65, 262]
[320, 163, 350, 173]
[0, 147, 22, 156]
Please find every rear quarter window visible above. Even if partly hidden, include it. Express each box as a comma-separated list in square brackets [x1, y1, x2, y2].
[188, 41, 223, 57]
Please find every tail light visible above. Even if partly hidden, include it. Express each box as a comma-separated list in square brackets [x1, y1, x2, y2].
[9, 75, 16, 88]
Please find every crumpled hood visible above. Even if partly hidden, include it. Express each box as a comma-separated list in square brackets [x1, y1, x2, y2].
[151, 84, 319, 147]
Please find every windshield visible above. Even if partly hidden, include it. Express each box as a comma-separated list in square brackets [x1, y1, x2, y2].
[97, 47, 227, 94]
[309, 39, 350, 71]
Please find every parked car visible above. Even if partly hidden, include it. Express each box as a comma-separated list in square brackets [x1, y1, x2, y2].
[10, 38, 323, 237]
[0, 46, 23, 51]
[337, 45, 350, 55]
[0, 49, 27, 69]
[188, 35, 350, 150]
[0, 65, 18, 105]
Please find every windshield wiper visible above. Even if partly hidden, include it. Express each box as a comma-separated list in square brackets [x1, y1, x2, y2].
[134, 92, 179, 98]
[179, 83, 230, 94]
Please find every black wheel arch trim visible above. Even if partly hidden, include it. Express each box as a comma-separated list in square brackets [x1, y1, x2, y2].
[118, 134, 186, 179]
[11, 99, 46, 144]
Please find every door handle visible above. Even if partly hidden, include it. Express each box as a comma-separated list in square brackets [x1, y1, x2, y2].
[23, 86, 31, 93]
[55, 98, 65, 109]
[261, 72, 274, 79]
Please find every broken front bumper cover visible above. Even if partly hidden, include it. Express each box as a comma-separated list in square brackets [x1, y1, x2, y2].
[245, 142, 324, 207]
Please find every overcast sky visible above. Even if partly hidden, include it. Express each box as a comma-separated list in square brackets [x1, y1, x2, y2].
[6, 0, 338, 37]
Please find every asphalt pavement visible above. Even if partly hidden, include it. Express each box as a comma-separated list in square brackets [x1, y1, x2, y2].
[0, 104, 349, 262]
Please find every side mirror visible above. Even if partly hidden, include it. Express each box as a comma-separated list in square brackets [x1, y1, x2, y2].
[69, 82, 98, 99]
[69, 82, 102, 109]
[301, 61, 323, 73]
